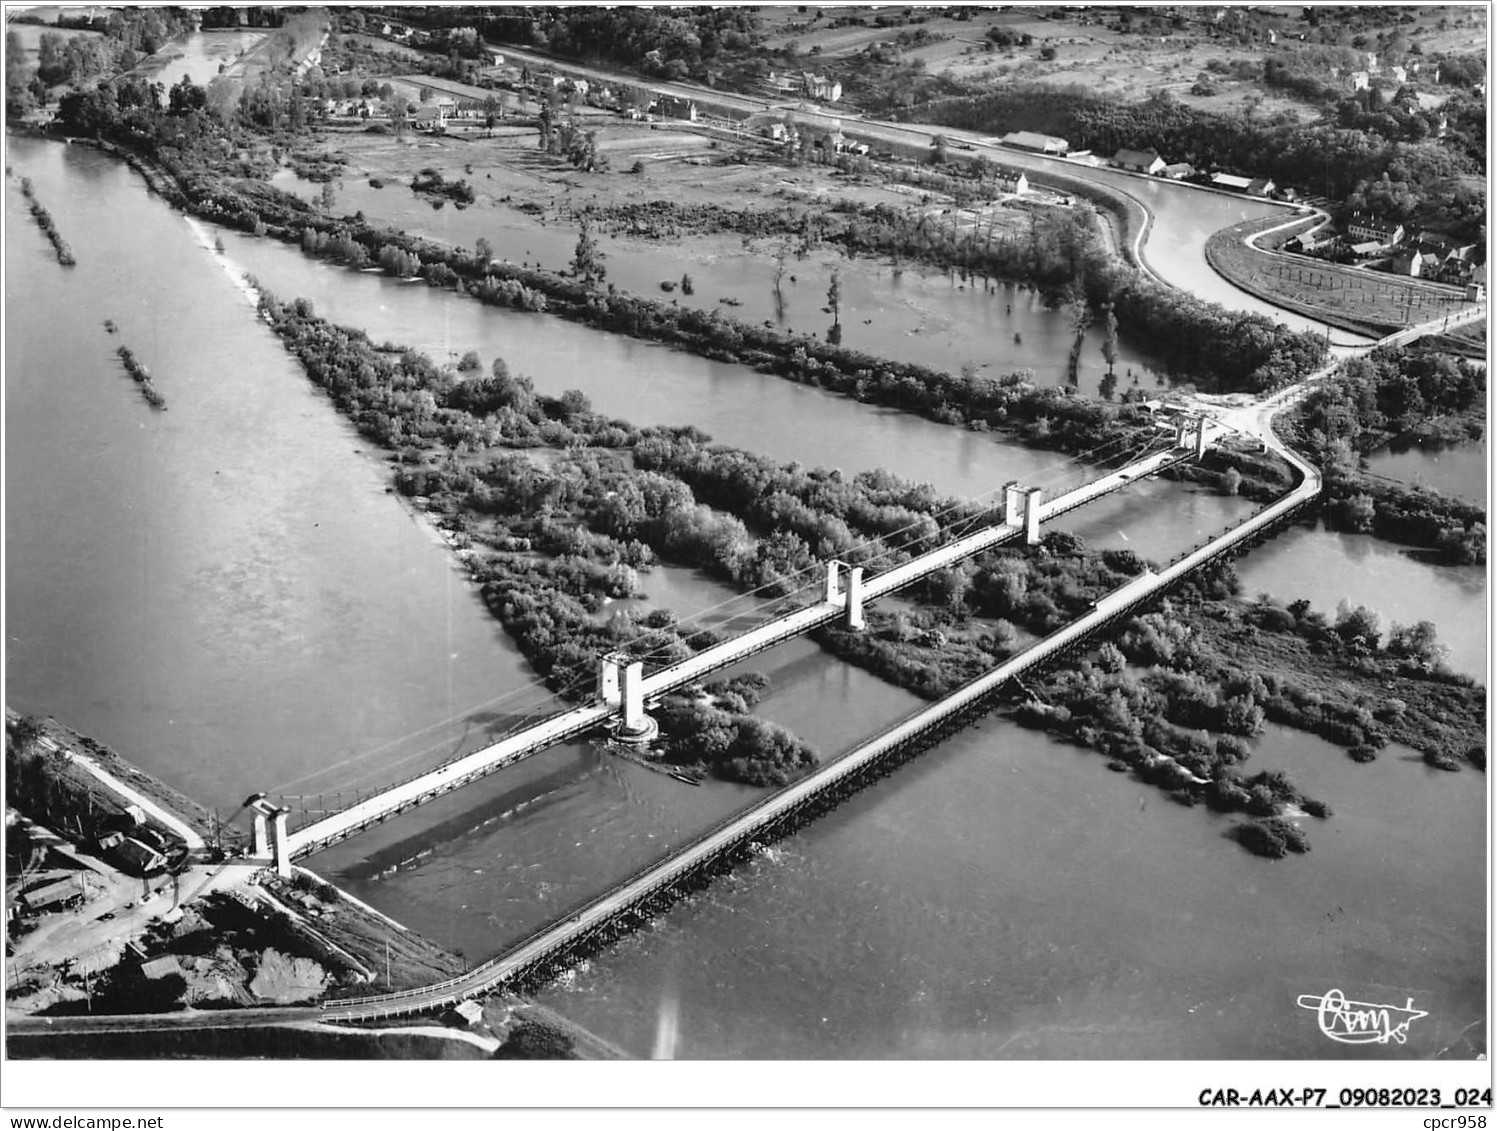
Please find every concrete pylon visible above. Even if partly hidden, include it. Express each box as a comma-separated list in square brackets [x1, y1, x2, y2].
[1174, 415, 1190, 448]
[251, 809, 270, 859]
[1194, 416, 1209, 460]
[1003, 481, 1024, 527]
[844, 566, 865, 630]
[619, 660, 646, 734]
[597, 653, 622, 706]
[271, 808, 292, 878]
[823, 559, 843, 605]
[1024, 487, 1044, 545]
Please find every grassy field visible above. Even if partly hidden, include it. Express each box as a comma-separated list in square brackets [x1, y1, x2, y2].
[755, 4, 1484, 117]
[1206, 214, 1474, 336]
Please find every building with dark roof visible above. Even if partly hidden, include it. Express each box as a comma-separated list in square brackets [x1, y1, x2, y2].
[1111, 147, 1166, 175]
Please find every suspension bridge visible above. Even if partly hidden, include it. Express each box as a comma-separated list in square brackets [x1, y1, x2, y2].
[247, 417, 1218, 870]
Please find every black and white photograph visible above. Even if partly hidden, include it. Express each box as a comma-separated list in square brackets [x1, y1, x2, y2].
[1, 0, 1489, 1116]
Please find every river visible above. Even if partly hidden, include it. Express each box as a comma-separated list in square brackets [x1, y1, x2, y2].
[3, 132, 1484, 1060]
[1365, 437, 1487, 507]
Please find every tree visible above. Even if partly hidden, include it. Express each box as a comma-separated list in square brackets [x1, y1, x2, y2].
[930, 133, 948, 164]
[1101, 303, 1119, 376]
[826, 269, 842, 345]
[537, 95, 555, 151]
[1386, 620, 1446, 667]
[571, 220, 606, 289]
[319, 181, 336, 212]
[1333, 600, 1381, 651]
[390, 92, 409, 138]
[483, 94, 499, 135]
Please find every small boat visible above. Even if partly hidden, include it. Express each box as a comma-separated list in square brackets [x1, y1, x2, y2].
[667, 770, 702, 787]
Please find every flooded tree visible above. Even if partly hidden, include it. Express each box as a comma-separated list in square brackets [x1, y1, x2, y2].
[571, 220, 606, 290]
[1102, 302, 1119, 377]
[826, 269, 842, 345]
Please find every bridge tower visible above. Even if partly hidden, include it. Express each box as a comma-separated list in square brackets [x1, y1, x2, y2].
[1003, 480, 1024, 528]
[1024, 487, 1044, 545]
[247, 796, 294, 877]
[1174, 414, 1211, 459]
[271, 807, 292, 878]
[824, 559, 866, 630]
[599, 652, 655, 742]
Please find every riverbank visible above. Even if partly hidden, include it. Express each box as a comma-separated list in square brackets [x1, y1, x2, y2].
[6, 710, 224, 851]
[4, 707, 625, 1056]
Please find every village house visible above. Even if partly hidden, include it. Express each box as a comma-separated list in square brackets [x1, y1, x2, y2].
[413, 104, 448, 131]
[1344, 213, 1405, 247]
[1348, 71, 1370, 92]
[1001, 131, 1069, 155]
[654, 94, 698, 122]
[1111, 147, 1167, 175]
[994, 169, 1028, 195]
[1388, 247, 1425, 277]
[1161, 162, 1195, 180]
[801, 72, 843, 102]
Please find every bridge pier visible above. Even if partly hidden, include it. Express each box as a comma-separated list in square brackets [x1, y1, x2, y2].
[1024, 487, 1043, 545]
[1194, 417, 1210, 460]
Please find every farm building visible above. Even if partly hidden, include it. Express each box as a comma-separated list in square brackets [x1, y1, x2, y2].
[22, 876, 83, 912]
[1210, 173, 1253, 192]
[1111, 147, 1166, 175]
[1001, 131, 1069, 155]
[1211, 173, 1275, 197]
[1161, 162, 1195, 180]
[111, 836, 167, 876]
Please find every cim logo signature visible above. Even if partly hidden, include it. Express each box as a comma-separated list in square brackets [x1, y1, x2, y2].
[1296, 989, 1427, 1045]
